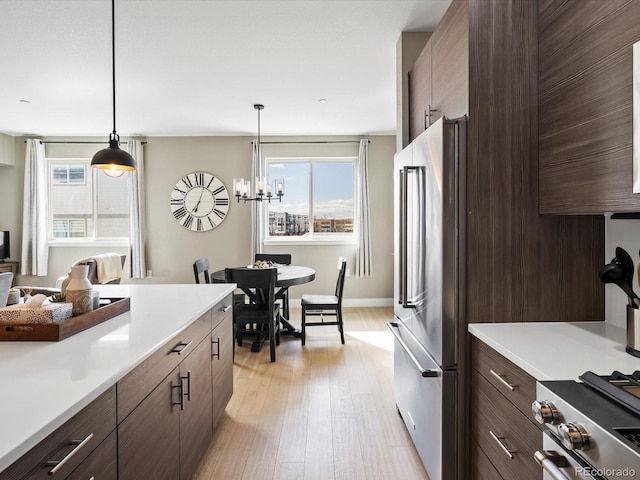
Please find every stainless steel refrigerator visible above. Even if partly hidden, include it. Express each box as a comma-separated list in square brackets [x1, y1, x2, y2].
[388, 117, 467, 480]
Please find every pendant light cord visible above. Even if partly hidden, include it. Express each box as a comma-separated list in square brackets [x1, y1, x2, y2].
[111, 0, 117, 136]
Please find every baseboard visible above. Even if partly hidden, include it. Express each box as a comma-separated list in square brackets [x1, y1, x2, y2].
[289, 298, 393, 308]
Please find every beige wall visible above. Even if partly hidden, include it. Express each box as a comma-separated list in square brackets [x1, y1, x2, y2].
[0, 134, 394, 304]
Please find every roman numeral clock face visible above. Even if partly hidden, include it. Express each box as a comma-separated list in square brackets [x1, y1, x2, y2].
[170, 172, 229, 231]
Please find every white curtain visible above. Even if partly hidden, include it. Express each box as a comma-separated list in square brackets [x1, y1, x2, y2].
[355, 139, 372, 277]
[21, 139, 49, 276]
[250, 141, 264, 262]
[124, 140, 147, 279]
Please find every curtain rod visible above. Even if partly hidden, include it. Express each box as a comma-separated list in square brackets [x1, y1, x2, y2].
[24, 140, 147, 145]
[252, 140, 369, 145]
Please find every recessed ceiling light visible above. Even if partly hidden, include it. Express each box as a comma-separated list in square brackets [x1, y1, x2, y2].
[318, 99, 328, 104]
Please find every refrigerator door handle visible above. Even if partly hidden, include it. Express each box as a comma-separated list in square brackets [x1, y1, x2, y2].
[387, 322, 439, 377]
[399, 167, 406, 306]
[400, 166, 421, 308]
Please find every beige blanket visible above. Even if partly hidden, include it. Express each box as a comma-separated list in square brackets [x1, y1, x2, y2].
[92, 253, 123, 284]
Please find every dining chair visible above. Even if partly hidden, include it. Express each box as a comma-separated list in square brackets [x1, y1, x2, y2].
[255, 253, 292, 320]
[193, 257, 211, 284]
[0, 272, 13, 308]
[300, 257, 347, 345]
[225, 267, 280, 362]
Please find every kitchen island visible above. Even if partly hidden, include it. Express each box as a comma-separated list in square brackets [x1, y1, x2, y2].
[0, 283, 235, 477]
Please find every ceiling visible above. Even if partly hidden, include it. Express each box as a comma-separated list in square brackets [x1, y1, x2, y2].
[0, 0, 451, 138]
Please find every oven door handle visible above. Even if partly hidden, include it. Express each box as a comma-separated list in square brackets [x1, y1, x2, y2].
[534, 451, 570, 480]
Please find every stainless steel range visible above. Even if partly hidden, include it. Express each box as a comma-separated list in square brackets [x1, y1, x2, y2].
[532, 371, 640, 479]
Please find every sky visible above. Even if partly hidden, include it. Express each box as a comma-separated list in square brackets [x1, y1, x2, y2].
[267, 160, 354, 219]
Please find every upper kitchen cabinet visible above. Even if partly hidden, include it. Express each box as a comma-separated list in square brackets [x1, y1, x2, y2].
[431, 0, 468, 123]
[539, 0, 640, 214]
[407, 0, 468, 143]
[402, 0, 604, 324]
[408, 41, 432, 141]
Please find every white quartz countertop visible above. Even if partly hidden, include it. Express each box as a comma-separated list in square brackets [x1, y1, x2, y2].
[469, 321, 640, 381]
[0, 283, 235, 472]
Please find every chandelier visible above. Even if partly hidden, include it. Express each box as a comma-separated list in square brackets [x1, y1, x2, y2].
[233, 104, 284, 203]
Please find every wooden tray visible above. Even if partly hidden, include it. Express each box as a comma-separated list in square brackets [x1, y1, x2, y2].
[0, 297, 130, 341]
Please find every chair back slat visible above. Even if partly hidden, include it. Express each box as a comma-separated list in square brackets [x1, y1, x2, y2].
[255, 253, 292, 265]
[193, 257, 211, 284]
[335, 257, 347, 300]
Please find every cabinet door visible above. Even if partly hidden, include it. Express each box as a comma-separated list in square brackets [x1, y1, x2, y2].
[118, 369, 181, 480]
[66, 430, 117, 480]
[408, 40, 432, 142]
[211, 312, 233, 428]
[431, 0, 468, 120]
[180, 337, 213, 480]
[539, 0, 640, 214]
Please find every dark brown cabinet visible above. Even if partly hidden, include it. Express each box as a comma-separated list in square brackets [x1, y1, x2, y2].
[119, 369, 181, 480]
[471, 337, 542, 480]
[179, 337, 214, 480]
[408, 41, 432, 141]
[66, 430, 117, 480]
[539, 0, 640, 214]
[211, 306, 233, 428]
[407, 0, 468, 143]
[430, 0, 468, 122]
[1, 386, 116, 480]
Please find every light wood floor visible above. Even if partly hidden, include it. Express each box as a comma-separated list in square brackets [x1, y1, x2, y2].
[193, 307, 429, 480]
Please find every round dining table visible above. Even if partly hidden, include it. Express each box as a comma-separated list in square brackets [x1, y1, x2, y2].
[210, 265, 316, 338]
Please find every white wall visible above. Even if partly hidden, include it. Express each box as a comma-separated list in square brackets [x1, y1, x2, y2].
[0, 134, 395, 304]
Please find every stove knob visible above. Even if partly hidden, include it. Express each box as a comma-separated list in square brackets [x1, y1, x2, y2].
[531, 400, 560, 425]
[557, 422, 590, 451]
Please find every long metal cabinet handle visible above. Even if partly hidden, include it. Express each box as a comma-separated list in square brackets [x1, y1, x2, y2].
[212, 337, 221, 359]
[489, 369, 517, 391]
[386, 322, 438, 377]
[45, 432, 94, 475]
[173, 381, 184, 410]
[399, 168, 406, 306]
[220, 304, 232, 312]
[181, 370, 192, 402]
[489, 430, 515, 459]
[534, 451, 570, 480]
[171, 340, 193, 355]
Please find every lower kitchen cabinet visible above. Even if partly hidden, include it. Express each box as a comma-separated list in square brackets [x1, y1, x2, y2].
[470, 336, 542, 479]
[66, 430, 117, 480]
[211, 306, 233, 428]
[117, 335, 218, 480]
[118, 369, 181, 480]
[1, 386, 116, 480]
[179, 336, 213, 480]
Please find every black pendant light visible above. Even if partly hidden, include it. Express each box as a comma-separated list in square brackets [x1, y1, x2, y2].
[91, 0, 136, 176]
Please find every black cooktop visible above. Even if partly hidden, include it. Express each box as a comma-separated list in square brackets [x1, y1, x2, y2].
[579, 371, 640, 417]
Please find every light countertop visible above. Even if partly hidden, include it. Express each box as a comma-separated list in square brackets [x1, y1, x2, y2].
[0, 283, 235, 472]
[468, 321, 640, 381]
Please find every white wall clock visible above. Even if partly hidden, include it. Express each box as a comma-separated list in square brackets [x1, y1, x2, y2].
[170, 171, 229, 231]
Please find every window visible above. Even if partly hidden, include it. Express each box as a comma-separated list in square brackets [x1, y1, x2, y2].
[48, 159, 130, 241]
[52, 164, 86, 185]
[265, 157, 355, 242]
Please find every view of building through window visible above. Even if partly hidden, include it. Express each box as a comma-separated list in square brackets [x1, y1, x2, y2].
[266, 159, 354, 238]
[48, 159, 129, 240]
